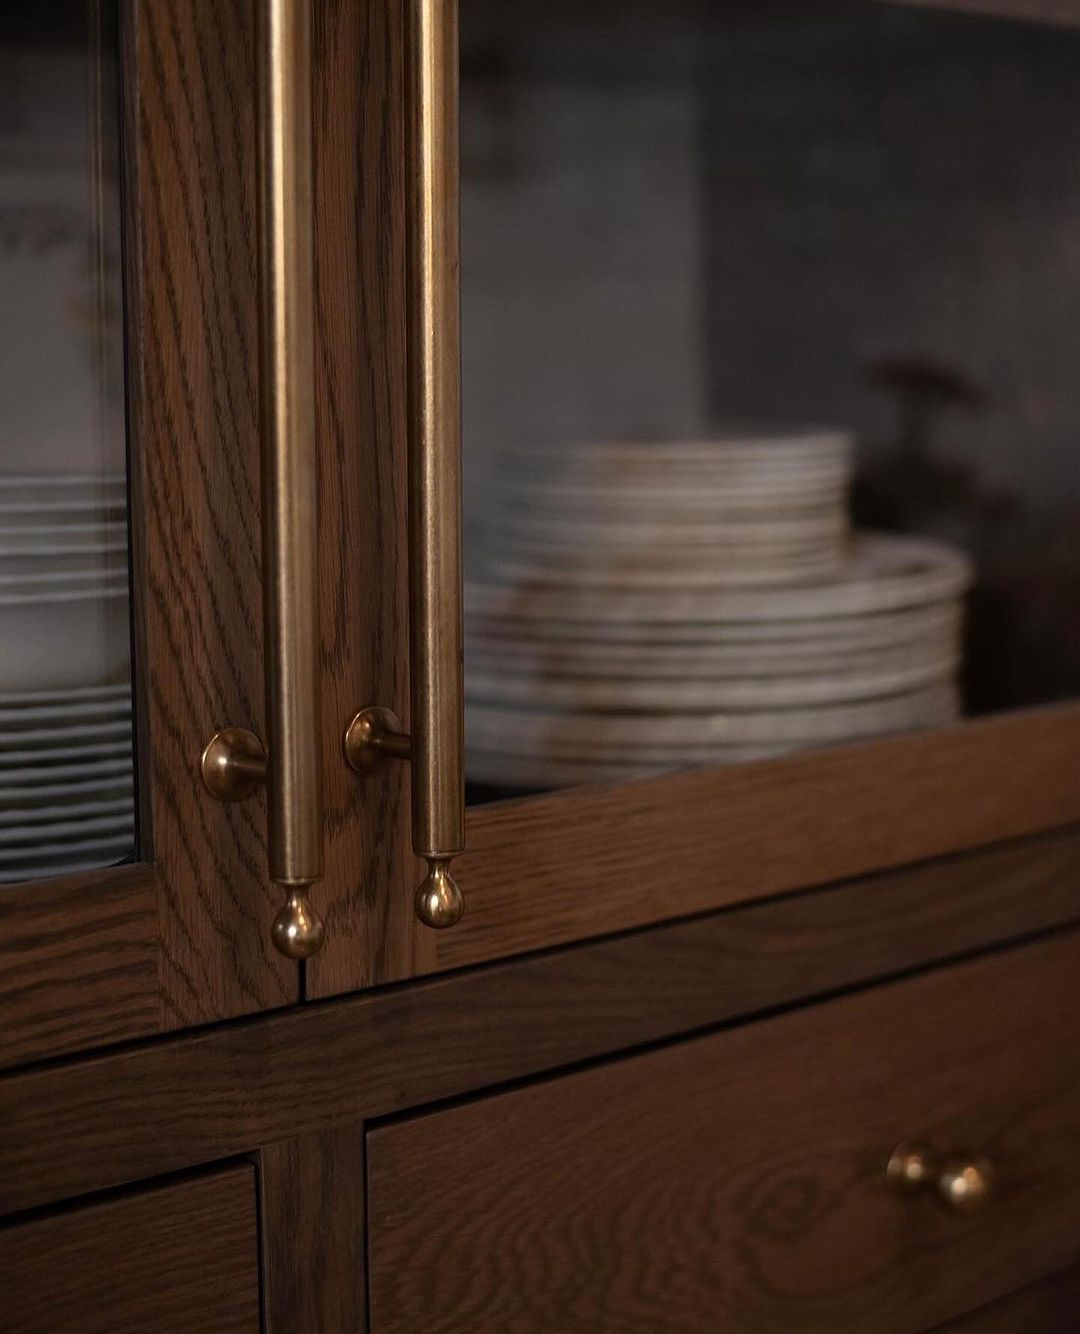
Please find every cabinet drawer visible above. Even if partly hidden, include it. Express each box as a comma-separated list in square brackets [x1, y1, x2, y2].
[4, 1164, 260, 1333]
[933, 1263, 1080, 1332]
[368, 931, 1080, 1333]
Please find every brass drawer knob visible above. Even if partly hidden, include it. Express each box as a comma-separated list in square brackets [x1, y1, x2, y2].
[887, 1141, 995, 1214]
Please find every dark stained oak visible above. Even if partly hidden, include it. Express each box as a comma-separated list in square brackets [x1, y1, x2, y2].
[887, 0, 1080, 27]
[444, 706, 1080, 972]
[128, 0, 295, 1022]
[3, 1165, 260, 1333]
[260, 1125, 367, 1334]
[367, 929, 1080, 1334]
[305, 0, 427, 998]
[0, 866, 157, 1069]
[933, 1264, 1080, 1331]
[1, 829, 1078, 1215]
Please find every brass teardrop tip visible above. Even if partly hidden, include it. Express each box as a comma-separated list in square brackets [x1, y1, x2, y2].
[415, 859, 465, 929]
[271, 890, 325, 959]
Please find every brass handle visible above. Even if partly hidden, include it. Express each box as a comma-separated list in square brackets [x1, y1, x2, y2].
[343, 0, 465, 932]
[886, 1141, 996, 1214]
[200, 0, 324, 960]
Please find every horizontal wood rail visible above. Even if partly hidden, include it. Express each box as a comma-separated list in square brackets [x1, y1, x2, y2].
[3, 826, 1080, 1216]
[448, 705, 1080, 971]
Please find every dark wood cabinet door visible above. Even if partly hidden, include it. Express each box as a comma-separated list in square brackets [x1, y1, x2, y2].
[0, 0, 304, 1068]
[307, 0, 1080, 1004]
[3, 1164, 260, 1333]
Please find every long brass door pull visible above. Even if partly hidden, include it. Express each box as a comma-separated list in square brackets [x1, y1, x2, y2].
[200, 0, 324, 961]
[344, 0, 466, 933]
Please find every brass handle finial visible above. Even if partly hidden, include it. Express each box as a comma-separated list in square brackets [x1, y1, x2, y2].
[886, 1141, 995, 1214]
[200, 0, 324, 961]
[344, 708, 465, 929]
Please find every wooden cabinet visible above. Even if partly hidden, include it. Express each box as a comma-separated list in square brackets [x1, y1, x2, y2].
[367, 932, 1080, 1333]
[4, 0, 1080, 1331]
[3, 1165, 260, 1333]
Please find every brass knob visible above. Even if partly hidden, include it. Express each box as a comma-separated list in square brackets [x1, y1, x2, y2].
[936, 1156, 995, 1214]
[887, 1141, 995, 1214]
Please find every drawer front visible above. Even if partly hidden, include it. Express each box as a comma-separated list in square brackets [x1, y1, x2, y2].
[368, 932, 1080, 1333]
[4, 1165, 260, 1333]
[934, 1264, 1080, 1332]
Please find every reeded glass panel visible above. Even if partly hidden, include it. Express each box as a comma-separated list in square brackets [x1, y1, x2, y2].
[461, 0, 1080, 802]
[0, 2, 133, 880]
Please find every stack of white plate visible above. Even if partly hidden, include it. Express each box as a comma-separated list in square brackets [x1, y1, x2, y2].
[465, 432, 972, 790]
[489, 429, 852, 588]
[0, 475, 134, 882]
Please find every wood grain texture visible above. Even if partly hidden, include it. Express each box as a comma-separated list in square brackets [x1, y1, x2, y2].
[886, 0, 1080, 28]
[260, 1126, 367, 1334]
[1, 829, 1077, 1215]
[933, 1264, 1080, 1331]
[444, 705, 1080, 971]
[0, 865, 157, 1070]
[305, 0, 426, 999]
[130, 0, 295, 1022]
[3, 1165, 260, 1333]
[367, 930, 1080, 1334]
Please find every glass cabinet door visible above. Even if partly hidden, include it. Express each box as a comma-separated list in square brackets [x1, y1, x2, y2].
[0, 2, 133, 883]
[458, 0, 1080, 802]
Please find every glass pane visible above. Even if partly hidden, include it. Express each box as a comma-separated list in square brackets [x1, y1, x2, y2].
[0, 2, 134, 880]
[461, 0, 1080, 802]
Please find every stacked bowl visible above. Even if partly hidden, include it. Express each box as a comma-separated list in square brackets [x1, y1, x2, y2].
[0, 474, 134, 883]
[465, 429, 971, 789]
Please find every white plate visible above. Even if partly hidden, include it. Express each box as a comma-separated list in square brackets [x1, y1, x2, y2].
[0, 756, 133, 785]
[489, 512, 847, 547]
[467, 682, 959, 750]
[0, 519, 126, 541]
[0, 581, 128, 606]
[467, 654, 957, 710]
[496, 480, 847, 513]
[467, 598, 963, 648]
[467, 534, 972, 623]
[467, 624, 959, 679]
[0, 549, 128, 578]
[0, 682, 129, 705]
[0, 473, 126, 490]
[0, 779, 133, 807]
[0, 719, 132, 748]
[512, 428, 852, 466]
[0, 498, 126, 519]
[0, 815, 135, 855]
[0, 697, 131, 725]
[484, 550, 847, 591]
[0, 796, 134, 827]
[0, 561, 126, 587]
